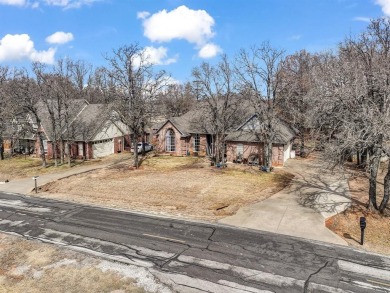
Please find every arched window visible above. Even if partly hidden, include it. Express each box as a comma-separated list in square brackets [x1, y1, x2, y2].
[165, 129, 175, 152]
[193, 134, 200, 152]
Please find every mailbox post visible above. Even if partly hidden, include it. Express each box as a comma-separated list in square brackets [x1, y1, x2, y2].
[32, 176, 39, 193]
[360, 217, 366, 245]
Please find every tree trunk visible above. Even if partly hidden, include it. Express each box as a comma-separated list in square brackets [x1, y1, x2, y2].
[379, 162, 390, 213]
[53, 141, 58, 167]
[216, 134, 222, 164]
[37, 131, 47, 168]
[299, 126, 305, 157]
[0, 136, 4, 160]
[132, 134, 139, 169]
[263, 139, 273, 168]
[67, 142, 71, 167]
[368, 148, 380, 210]
[60, 140, 64, 165]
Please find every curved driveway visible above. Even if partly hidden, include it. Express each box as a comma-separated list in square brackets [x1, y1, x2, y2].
[219, 157, 351, 245]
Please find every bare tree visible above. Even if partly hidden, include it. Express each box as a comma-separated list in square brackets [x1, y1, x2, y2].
[279, 50, 317, 156]
[105, 44, 169, 168]
[313, 19, 390, 213]
[236, 42, 286, 168]
[86, 67, 118, 104]
[0, 66, 10, 160]
[192, 54, 242, 164]
[10, 69, 47, 167]
[158, 82, 195, 118]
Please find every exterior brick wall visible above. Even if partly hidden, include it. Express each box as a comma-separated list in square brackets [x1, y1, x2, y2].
[114, 137, 123, 153]
[86, 143, 93, 160]
[226, 141, 285, 166]
[155, 121, 183, 156]
[154, 122, 208, 157]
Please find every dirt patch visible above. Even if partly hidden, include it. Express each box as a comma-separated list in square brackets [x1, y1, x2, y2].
[38, 156, 294, 221]
[326, 163, 390, 256]
[0, 233, 145, 293]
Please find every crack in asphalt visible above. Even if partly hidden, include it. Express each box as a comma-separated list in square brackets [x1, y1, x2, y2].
[169, 279, 210, 292]
[160, 246, 191, 269]
[303, 261, 329, 293]
[2, 194, 390, 293]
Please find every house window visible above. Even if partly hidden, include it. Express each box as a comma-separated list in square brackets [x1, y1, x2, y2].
[237, 144, 244, 156]
[78, 142, 84, 156]
[42, 140, 48, 153]
[165, 129, 175, 152]
[194, 134, 200, 152]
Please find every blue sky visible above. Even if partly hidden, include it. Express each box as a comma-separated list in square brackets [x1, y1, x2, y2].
[0, 0, 388, 82]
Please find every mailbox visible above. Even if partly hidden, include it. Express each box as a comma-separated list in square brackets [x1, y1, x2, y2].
[360, 217, 366, 245]
[360, 217, 366, 230]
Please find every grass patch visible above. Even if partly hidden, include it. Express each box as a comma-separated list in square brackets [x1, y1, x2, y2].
[141, 155, 206, 171]
[39, 156, 294, 221]
[0, 233, 145, 293]
[0, 153, 132, 180]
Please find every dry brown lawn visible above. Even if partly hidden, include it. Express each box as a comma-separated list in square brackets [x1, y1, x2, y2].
[39, 155, 294, 221]
[326, 162, 390, 256]
[0, 153, 130, 180]
[0, 233, 145, 293]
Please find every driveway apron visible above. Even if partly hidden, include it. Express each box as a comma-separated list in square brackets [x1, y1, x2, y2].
[219, 157, 351, 245]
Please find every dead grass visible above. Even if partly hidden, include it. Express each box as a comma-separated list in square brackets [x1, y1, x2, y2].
[0, 153, 131, 180]
[326, 162, 390, 256]
[0, 233, 145, 293]
[39, 156, 294, 221]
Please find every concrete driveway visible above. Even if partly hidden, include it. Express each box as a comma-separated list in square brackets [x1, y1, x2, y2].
[219, 156, 351, 245]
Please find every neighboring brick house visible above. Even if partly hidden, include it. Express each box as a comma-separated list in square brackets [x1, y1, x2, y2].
[225, 114, 296, 166]
[154, 110, 212, 157]
[155, 111, 296, 166]
[3, 113, 36, 155]
[31, 100, 131, 160]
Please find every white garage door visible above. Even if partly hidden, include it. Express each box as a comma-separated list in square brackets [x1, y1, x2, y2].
[92, 139, 114, 158]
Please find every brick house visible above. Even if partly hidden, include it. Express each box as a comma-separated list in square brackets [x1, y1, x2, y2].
[154, 111, 296, 166]
[153, 110, 213, 157]
[3, 113, 37, 155]
[31, 100, 131, 160]
[225, 114, 296, 166]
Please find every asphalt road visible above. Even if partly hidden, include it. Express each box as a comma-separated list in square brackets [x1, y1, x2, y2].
[0, 191, 389, 293]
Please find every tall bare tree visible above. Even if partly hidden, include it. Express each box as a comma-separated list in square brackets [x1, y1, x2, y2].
[236, 42, 286, 168]
[0, 66, 10, 160]
[192, 54, 242, 164]
[10, 69, 47, 167]
[313, 19, 390, 213]
[105, 44, 169, 168]
[279, 50, 317, 156]
[158, 82, 195, 118]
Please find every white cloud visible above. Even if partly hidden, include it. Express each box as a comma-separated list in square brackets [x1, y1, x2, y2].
[46, 31, 74, 44]
[376, 0, 390, 16]
[44, 0, 99, 9]
[198, 43, 222, 58]
[137, 11, 150, 20]
[0, 34, 56, 64]
[140, 5, 215, 46]
[143, 46, 177, 65]
[353, 16, 371, 22]
[133, 46, 177, 67]
[0, 0, 25, 5]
